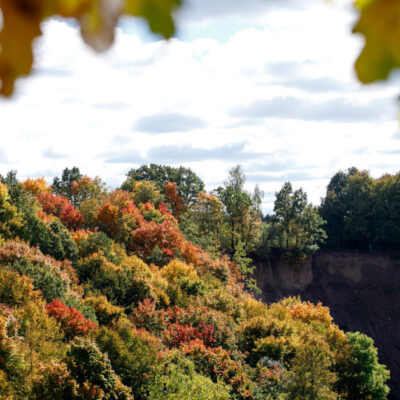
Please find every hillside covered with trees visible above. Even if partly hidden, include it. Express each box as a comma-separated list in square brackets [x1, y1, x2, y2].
[0, 164, 391, 399]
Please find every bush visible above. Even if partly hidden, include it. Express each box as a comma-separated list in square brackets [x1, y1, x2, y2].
[338, 332, 390, 400]
[46, 299, 98, 339]
[148, 356, 230, 400]
[7, 258, 67, 303]
[32, 338, 133, 400]
[95, 323, 161, 398]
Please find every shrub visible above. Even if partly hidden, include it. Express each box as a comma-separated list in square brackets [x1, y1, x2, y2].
[66, 338, 134, 399]
[148, 357, 230, 400]
[46, 299, 98, 338]
[7, 258, 67, 303]
[95, 323, 161, 398]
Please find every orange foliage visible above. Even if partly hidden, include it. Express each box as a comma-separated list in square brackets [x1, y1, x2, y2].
[70, 229, 93, 244]
[96, 202, 119, 236]
[37, 210, 56, 225]
[288, 301, 333, 325]
[130, 219, 183, 260]
[95, 191, 144, 242]
[164, 182, 184, 217]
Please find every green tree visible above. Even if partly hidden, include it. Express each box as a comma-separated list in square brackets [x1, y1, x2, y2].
[285, 334, 338, 400]
[338, 332, 390, 400]
[52, 167, 82, 202]
[148, 357, 230, 400]
[122, 164, 204, 205]
[0, 182, 23, 239]
[216, 165, 261, 254]
[233, 239, 260, 294]
[65, 338, 133, 400]
[252, 184, 265, 218]
[180, 192, 225, 254]
[268, 182, 326, 255]
[95, 324, 159, 399]
[273, 182, 307, 249]
[372, 173, 400, 249]
[320, 168, 374, 249]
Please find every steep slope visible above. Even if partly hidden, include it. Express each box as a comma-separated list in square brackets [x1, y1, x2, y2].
[254, 251, 400, 399]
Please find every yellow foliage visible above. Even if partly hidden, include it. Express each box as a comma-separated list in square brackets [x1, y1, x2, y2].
[0, 183, 24, 238]
[161, 259, 198, 283]
[0, 369, 14, 399]
[14, 301, 65, 360]
[70, 229, 91, 243]
[203, 287, 244, 319]
[0, 0, 42, 96]
[121, 254, 153, 279]
[21, 178, 50, 196]
[241, 297, 268, 319]
[84, 295, 124, 324]
[0, 269, 42, 306]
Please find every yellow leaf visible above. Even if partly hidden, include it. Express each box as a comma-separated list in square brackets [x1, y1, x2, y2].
[0, 0, 43, 96]
[353, 0, 400, 83]
[354, 0, 375, 10]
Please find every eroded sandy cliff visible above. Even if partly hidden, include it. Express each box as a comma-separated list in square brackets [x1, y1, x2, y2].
[254, 252, 400, 399]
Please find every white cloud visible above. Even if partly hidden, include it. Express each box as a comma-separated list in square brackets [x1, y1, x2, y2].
[0, 1, 399, 213]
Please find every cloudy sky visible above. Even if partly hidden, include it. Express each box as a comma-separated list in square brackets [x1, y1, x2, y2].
[1, 0, 399, 212]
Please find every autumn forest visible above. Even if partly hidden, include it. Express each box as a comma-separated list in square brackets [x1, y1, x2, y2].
[0, 164, 393, 400]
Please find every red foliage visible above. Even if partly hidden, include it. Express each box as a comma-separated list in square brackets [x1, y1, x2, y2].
[59, 204, 85, 231]
[163, 321, 216, 347]
[37, 192, 84, 230]
[38, 192, 69, 215]
[46, 299, 97, 337]
[164, 182, 184, 218]
[131, 299, 169, 333]
[158, 202, 169, 216]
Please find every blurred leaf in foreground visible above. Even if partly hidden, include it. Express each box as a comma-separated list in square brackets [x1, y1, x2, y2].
[354, 0, 400, 83]
[0, 0, 181, 97]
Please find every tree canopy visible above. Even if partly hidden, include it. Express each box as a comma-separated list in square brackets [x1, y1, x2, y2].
[320, 167, 400, 250]
[122, 164, 204, 205]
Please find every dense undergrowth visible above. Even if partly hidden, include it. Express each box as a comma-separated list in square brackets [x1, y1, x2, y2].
[0, 167, 390, 399]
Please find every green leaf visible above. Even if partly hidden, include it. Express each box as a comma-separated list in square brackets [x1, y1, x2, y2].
[125, 0, 182, 39]
[353, 0, 400, 83]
